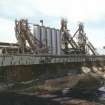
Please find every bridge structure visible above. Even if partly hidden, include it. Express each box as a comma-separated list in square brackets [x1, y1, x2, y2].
[0, 53, 105, 82]
[0, 54, 105, 67]
[0, 19, 102, 67]
[0, 19, 104, 82]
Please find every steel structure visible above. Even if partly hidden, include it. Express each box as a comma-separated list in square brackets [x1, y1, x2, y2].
[0, 19, 105, 83]
[0, 19, 103, 70]
[15, 19, 47, 54]
[0, 19, 97, 56]
[60, 19, 97, 55]
[60, 19, 78, 50]
[76, 22, 97, 55]
[0, 54, 104, 67]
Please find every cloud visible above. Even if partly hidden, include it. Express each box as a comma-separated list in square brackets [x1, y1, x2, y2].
[0, 0, 105, 48]
[0, 0, 105, 22]
[0, 0, 36, 19]
[85, 27, 105, 48]
[0, 18, 16, 42]
[34, 0, 105, 22]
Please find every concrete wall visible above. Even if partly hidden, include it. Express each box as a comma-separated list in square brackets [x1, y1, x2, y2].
[0, 61, 105, 82]
[0, 66, 33, 82]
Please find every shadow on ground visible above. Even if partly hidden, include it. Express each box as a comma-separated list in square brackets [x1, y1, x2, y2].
[0, 92, 61, 105]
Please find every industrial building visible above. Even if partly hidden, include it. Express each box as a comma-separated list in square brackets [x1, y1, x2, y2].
[0, 19, 104, 82]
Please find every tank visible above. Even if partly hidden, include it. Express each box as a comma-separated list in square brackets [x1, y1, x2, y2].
[46, 27, 52, 54]
[40, 26, 47, 48]
[33, 25, 41, 42]
[52, 28, 57, 55]
[56, 29, 61, 55]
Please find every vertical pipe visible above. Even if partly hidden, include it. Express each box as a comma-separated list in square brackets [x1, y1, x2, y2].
[33, 25, 41, 42]
[56, 29, 61, 55]
[46, 27, 52, 54]
[40, 26, 47, 48]
[52, 28, 57, 55]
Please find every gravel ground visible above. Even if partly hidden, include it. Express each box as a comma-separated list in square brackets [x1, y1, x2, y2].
[0, 74, 104, 105]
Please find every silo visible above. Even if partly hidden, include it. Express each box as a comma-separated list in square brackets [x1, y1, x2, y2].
[52, 28, 57, 55]
[56, 29, 61, 55]
[46, 27, 52, 54]
[40, 26, 47, 48]
[33, 25, 41, 42]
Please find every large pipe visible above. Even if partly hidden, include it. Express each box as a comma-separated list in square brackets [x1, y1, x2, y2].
[52, 28, 57, 55]
[46, 27, 52, 54]
[56, 29, 61, 55]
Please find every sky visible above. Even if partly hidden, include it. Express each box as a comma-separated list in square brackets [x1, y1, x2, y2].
[0, 0, 105, 50]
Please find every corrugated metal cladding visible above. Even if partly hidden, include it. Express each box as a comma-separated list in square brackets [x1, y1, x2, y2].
[52, 28, 57, 54]
[33, 25, 41, 44]
[46, 27, 52, 54]
[56, 30, 61, 55]
[33, 25, 61, 55]
[40, 26, 47, 47]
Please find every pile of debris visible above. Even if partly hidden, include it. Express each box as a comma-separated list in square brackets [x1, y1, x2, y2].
[70, 73, 103, 100]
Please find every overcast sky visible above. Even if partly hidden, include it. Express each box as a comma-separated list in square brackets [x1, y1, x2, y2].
[0, 0, 105, 48]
